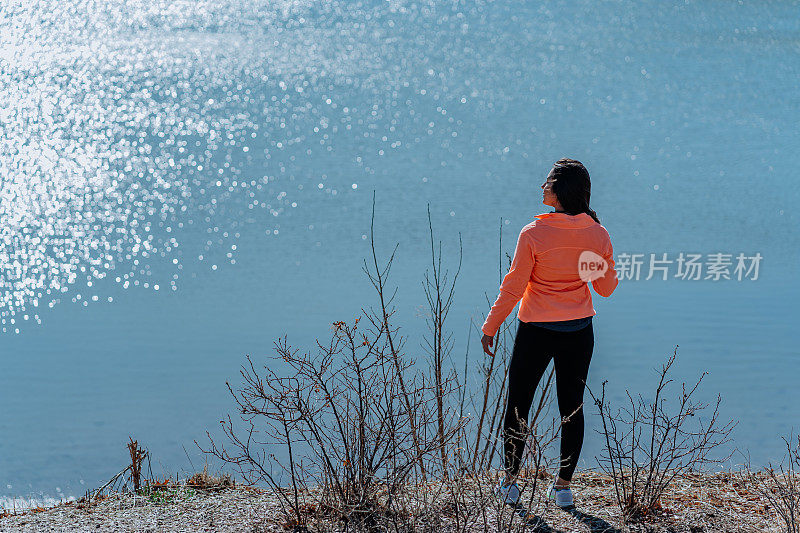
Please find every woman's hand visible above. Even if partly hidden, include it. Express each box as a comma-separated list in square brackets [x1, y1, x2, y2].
[481, 334, 495, 357]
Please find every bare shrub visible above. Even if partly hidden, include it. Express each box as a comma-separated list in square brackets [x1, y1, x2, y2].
[468, 219, 518, 476]
[199, 195, 469, 530]
[200, 199, 565, 531]
[419, 212, 565, 531]
[743, 433, 800, 532]
[202, 318, 461, 529]
[127, 437, 148, 493]
[587, 345, 737, 523]
[420, 203, 463, 478]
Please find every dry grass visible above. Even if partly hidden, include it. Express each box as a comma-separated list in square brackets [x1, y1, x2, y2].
[186, 464, 235, 492]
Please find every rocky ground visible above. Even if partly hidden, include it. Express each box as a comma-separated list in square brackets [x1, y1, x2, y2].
[0, 469, 785, 532]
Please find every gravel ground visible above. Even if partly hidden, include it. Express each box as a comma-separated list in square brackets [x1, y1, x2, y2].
[0, 470, 786, 532]
[0, 486, 282, 533]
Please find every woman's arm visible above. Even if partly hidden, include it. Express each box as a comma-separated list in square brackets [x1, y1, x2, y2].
[481, 229, 535, 338]
[591, 238, 619, 297]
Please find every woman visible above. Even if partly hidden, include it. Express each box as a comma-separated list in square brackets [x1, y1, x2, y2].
[480, 158, 618, 509]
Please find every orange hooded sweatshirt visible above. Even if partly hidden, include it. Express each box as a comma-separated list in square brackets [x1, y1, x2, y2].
[481, 211, 618, 337]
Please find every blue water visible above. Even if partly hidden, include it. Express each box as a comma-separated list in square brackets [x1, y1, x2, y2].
[1, 0, 799, 507]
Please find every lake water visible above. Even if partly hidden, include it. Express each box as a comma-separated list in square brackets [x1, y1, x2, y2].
[1, 0, 798, 508]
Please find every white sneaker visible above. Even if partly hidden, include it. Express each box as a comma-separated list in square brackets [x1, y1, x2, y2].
[496, 479, 521, 505]
[546, 481, 574, 508]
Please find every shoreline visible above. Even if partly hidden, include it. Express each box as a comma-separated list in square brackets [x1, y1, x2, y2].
[0, 468, 783, 532]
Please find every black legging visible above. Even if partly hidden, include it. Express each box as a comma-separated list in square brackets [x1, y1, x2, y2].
[503, 319, 594, 482]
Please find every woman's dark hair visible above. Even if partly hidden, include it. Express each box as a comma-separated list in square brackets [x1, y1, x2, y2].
[550, 158, 600, 224]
